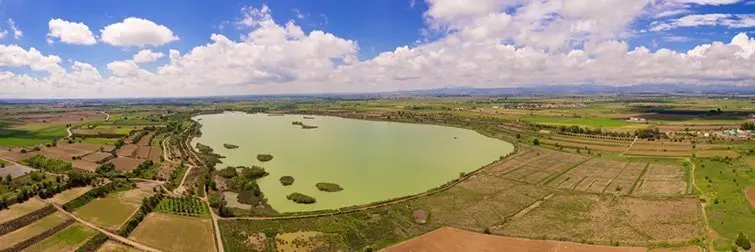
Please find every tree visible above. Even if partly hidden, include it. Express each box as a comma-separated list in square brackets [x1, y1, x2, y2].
[5, 174, 11, 184]
[533, 138, 540, 146]
[736, 232, 751, 250]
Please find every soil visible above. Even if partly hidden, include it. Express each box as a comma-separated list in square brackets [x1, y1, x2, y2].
[745, 187, 755, 210]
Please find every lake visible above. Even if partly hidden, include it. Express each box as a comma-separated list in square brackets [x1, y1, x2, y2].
[191, 112, 515, 213]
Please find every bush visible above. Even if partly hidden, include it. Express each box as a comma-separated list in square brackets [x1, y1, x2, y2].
[119, 194, 164, 236]
[241, 166, 268, 180]
[316, 182, 343, 192]
[279, 176, 294, 186]
[218, 166, 238, 179]
[736, 232, 751, 250]
[287, 192, 316, 204]
[256, 154, 273, 162]
[75, 233, 108, 252]
[63, 180, 134, 211]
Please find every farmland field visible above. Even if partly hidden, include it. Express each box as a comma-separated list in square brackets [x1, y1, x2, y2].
[0, 198, 48, 224]
[385, 227, 647, 252]
[694, 158, 755, 250]
[128, 213, 216, 252]
[109, 157, 143, 172]
[50, 187, 92, 205]
[0, 211, 71, 250]
[495, 194, 704, 245]
[518, 116, 632, 127]
[73, 189, 151, 230]
[24, 223, 98, 252]
[0, 123, 67, 147]
[97, 240, 142, 252]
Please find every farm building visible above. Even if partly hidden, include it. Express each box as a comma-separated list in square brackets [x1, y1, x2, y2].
[628, 117, 647, 122]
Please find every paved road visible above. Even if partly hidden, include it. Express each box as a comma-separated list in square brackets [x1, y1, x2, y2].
[49, 203, 163, 252]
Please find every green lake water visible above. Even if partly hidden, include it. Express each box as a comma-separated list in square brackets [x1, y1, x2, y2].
[191, 112, 515, 213]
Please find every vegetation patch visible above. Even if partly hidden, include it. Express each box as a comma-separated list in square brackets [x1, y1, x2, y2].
[279, 175, 294, 186]
[223, 143, 239, 149]
[316, 182, 343, 192]
[155, 196, 210, 217]
[694, 158, 755, 250]
[23, 154, 73, 173]
[287, 192, 316, 204]
[256, 153, 273, 162]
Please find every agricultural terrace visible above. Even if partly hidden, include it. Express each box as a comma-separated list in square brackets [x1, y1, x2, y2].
[0, 211, 73, 251]
[128, 212, 216, 252]
[25, 223, 98, 252]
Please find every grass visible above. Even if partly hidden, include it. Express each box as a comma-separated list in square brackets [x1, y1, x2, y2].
[0, 122, 67, 147]
[25, 223, 98, 252]
[518, 116, 631, 127]
[128, 213, 215, 252]
[73, 191, 143, 230]
[693, 158, 755, 250]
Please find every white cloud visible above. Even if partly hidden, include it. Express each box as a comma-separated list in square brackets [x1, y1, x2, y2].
[1, 3, 755, 98]
[0, 30, 7, 40]
[132, 49, 165, 63]
[652, 13, 755, 31]
[8, 18, 22, 39]
[100, 17, 178, 47]
[47, 18, 97, 45]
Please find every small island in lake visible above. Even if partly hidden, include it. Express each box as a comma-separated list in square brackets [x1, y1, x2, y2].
[292, 121, 318, 129]
[303, 116, 315, 119]
[223, 143, 239, 149]
[257, 154, 273, 162]
[316, 182, 343, 192]
[279, 176, 294, 186]
[287, 193, 316, 204]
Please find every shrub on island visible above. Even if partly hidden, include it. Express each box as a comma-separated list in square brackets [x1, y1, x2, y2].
[316, 182, 343, 192]
[256, 154, 273, 162]
[223, 143, 239, 149]
[287, 192, 316, 204]
[279, 176, 294, 186]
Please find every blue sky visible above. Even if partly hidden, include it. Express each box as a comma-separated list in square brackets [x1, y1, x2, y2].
[0, 0, 431, 67]
[0, 0, 753, 98]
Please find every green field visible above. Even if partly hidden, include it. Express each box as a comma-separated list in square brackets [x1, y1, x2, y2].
[25, 223, 98, 252]
[0, 121, 67, 147]
[518, 116, 631, 127]
[73, 192, 141, 230]
[694, 158, 755, 250]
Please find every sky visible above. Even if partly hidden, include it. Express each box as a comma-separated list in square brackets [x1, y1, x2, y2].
[0, 0, 754, 98]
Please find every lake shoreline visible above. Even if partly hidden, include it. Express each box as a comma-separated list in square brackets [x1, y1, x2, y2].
[192, 111, 515, 214]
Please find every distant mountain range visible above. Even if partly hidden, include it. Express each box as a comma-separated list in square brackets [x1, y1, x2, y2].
[3, 84, 755, 104]
[384, 84, 755, 96]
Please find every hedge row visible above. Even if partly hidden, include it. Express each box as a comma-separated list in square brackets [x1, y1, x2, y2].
[117, 193, 164, 237]
[0, 204, 56, 236]
[62, 180, 134, 211]
[74, 233, 108, 252]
